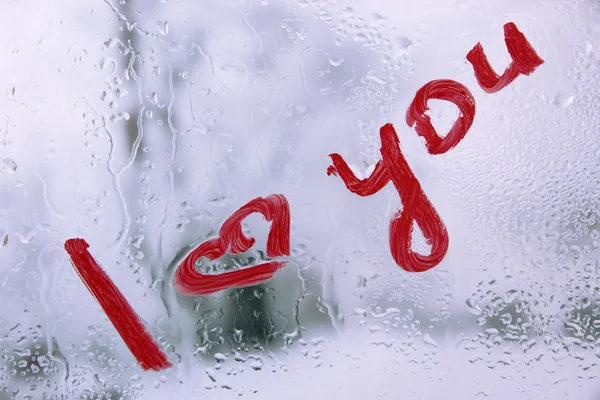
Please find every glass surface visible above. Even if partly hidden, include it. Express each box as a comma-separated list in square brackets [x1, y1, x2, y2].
[0, 0, 599, 398]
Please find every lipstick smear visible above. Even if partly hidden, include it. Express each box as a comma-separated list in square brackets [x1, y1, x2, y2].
[328, 21, 545, 273]
[467, 22, 545, 94]
[173, 194, 291, 296]
[328, 80, 476, 273]
[64, 238, 172, 371]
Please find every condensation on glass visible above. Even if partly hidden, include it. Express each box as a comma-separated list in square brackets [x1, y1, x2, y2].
[0, 0, 599, 399]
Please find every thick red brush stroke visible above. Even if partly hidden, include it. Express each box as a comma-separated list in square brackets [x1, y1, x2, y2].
[328, 80, 475, 272]
[64, 239, 172, 371]
[466, 22, 545, 93]
[406, 80, 476, 155]
[173, 194, 290, 296]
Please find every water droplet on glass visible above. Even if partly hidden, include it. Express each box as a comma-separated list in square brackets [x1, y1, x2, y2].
[103, 37, 121, 49]
[157, 21, 169, 36]
[206, 368, 217, 382]
[396, 36, 413, 51]
[500, 313, 513, 325]
[328, 55, 344, 66]
[37, 355, 49, 367]
[221, 64, 239, 73]
[365, 70, 386, 84]
[2, 158, 17, 173]
[251, 359, 263, 370]
[423, 334, 438, 347]
[16, 225, 36, 244]
[109, 112, 130, 123]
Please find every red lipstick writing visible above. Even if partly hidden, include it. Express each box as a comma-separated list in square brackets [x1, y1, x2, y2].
[173, 194, 291, 296]
[467, 22, 545, 93]
[64, 239, 172, 371]
[59, 21, 545, 373]
[327, 22, 543, 273]
[328, 81, 475, 272]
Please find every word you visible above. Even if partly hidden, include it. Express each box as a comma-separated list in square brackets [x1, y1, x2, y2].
[64, 22, 544, 371]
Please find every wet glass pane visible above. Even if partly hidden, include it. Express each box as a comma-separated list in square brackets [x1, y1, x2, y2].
[1, 0, 599, 398]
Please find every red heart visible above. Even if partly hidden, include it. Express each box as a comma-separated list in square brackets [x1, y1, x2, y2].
[173, 194, 291, 296]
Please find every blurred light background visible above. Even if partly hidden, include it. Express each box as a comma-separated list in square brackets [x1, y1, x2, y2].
[0, 0, 600, 398]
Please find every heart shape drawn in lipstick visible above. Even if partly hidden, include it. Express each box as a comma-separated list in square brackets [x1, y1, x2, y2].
[173, 194, 290, 296]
